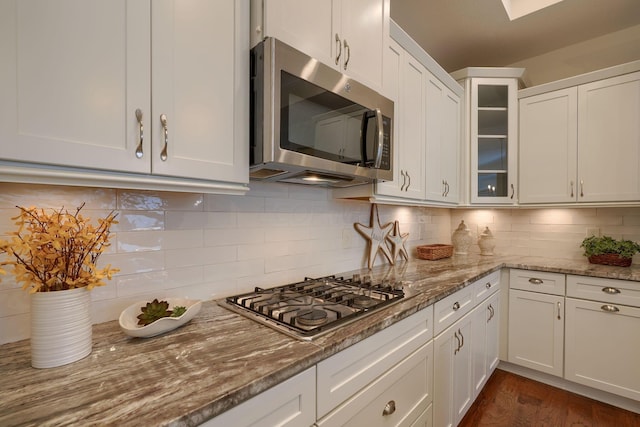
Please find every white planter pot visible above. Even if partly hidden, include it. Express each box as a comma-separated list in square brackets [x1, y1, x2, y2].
[30, 287, 92, 368]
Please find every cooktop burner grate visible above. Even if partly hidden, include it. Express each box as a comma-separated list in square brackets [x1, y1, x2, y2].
[223, 275, 404, 340]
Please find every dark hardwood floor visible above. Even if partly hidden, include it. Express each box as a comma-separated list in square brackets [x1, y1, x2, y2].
[458, 369, 640, 427]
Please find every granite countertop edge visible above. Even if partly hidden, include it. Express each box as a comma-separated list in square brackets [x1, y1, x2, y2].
[2, 255, 640, 427]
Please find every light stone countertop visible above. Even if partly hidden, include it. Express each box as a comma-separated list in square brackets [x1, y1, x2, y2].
[2, 255, 640, 427]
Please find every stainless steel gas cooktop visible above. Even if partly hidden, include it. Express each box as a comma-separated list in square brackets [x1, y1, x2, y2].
[223, 275, 404, 340]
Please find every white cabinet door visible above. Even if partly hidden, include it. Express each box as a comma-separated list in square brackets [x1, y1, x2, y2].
[434, 313, 474, 427]
[565, 297, 640, 401]
[577, 71, 640, 202]
[337, 0, 388, 91]
[261, 0, 334, 68]
[519, 87, 578, 204]
[374, 38, 404, 197]
[0, 0, 151, 173]
[425, 72, 460, 204]
[201, 367, 316, 427]
[508, 289, 564, 377]
[471, 292, 500, 399]
[151, 0, 248, 183]
[470, 78, 518, 204]
[260, 0, 388, 92]
[378, 49, 425, 200]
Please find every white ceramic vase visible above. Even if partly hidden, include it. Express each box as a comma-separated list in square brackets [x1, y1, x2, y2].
[30, 287, 92, 369]
[452, 220, 473, 255]
[478, 226, 496, 256]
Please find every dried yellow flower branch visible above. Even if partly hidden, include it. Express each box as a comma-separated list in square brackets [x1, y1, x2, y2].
[0, 203, 119, 293]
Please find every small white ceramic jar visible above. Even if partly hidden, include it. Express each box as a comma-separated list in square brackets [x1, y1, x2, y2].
[478, 226, 496, 256]
[452, 220, 473, 255]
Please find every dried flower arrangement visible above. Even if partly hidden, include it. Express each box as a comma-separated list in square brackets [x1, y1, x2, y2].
[0, 204, 119, 293]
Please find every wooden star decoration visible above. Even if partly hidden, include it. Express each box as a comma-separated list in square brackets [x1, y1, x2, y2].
[387, 220, 409, 262]
[354, 204, 394, 269]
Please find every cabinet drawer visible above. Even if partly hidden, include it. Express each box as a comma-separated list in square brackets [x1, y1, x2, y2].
[473, 270, 501, 303]
[509, 269, 565, 295]
[317, 341, 433, 427]
[317, 306, 433, 418]
[567, 275, 640, 307]
[434, 284, 475, 336]
[202, 366, 315, 427]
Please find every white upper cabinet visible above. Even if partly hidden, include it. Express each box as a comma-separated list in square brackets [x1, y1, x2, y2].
[425, 73, 460, 204]
[376, 49, 426, 200]
[0, 0, 151, 173]
[151, 0, 249, 184]
[577, 71, 640, 203]
[519, 87, 578, 204]
[518, 65, 640, 205]
[257, 0, 389, 92]
[453, 68, 523, 206]
[0, 0, 249, 193]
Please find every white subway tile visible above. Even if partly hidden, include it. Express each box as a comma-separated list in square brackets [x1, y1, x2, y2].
[114, 210, 164, 231]
[0, 183, 116, 209]
[165, 246, 236, 269]
[118, 190, 204, 211]
[204, 228, 264, 247]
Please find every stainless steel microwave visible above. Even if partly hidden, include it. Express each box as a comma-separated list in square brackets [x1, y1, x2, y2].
[250, 37, 394, 187]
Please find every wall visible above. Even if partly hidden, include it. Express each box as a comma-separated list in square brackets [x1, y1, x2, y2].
[3, 181, 640, 345]
[452, 207, 640, 262]
[0, 182, 450, 344]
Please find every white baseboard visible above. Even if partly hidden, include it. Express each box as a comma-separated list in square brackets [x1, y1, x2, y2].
[498, 361, 640, 414]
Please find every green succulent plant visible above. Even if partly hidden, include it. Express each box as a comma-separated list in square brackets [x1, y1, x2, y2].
[580, 235, 640, 259]
[137, 299, 187, 326]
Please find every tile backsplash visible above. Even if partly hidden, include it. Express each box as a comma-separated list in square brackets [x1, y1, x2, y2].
[0, 182, 449, 343]
[3, 181, 640, 344]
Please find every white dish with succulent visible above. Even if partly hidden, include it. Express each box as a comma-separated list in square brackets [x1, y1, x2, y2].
[119, 297, 202, 338]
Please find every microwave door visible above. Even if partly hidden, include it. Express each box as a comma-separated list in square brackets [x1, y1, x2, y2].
[360, 108, 384, 168]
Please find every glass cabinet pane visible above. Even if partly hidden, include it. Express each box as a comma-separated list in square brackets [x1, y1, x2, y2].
[478, 109, 508, 135]
[478, 85, 508, 108]
[478, 138, 507, 170]
[478, 173, 508, 197]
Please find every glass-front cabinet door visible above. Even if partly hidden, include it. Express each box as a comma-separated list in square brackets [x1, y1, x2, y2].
[471, 78, 518, 204]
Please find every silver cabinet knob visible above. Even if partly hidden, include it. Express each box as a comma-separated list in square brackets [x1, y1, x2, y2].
[382, 400, 396, 416]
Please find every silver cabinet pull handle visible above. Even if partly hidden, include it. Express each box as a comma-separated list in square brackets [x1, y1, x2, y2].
[160, 114, 168, 161]
[602, 287, 621, 294]
[135, 109, 144, 159]
[382, 400, 396, 416]
[570, 180, 574, 198]
[335, 33, 341, 65]
[580, 179, 584, 197]
[557, 301, 561, 320]
[601, 304, 620, 313]
[406, 171, 411, 191]
[400, 170, 406, 191]
[487, 304, 494, 322]
[486, 282, 491, 289]
[510, 183, 515, 199]
[452, 301, 460, 311]
[528, 278, 543, 285]
[454, 331, 461, 354]
[343, 39, 350, 70]
[458, 328, 464, 348]
[442, 180, 446, 197]
[446, 181, 450, 196]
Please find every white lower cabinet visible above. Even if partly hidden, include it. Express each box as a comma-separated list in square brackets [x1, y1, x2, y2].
[433, 312, 474, 427]
[316, 341, 434, 427]
[507, 269, 565, 377]
[201, 366, 316, 427]
[508, 289, 564, 377]
[471, 291, 500, 398]
[565, 275, 640, 401]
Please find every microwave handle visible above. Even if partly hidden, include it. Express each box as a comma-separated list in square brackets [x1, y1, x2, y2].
[360, 108, 384, 169]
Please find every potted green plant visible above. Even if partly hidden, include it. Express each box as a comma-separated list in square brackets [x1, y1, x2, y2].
[580, 235, 640, 267]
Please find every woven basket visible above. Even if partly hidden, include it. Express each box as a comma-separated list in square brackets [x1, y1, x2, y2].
[588, 254, 632, 267]
[417, 244, 453, 260]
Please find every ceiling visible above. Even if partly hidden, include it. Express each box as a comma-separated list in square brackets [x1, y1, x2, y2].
[391, 0, 640, 85]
